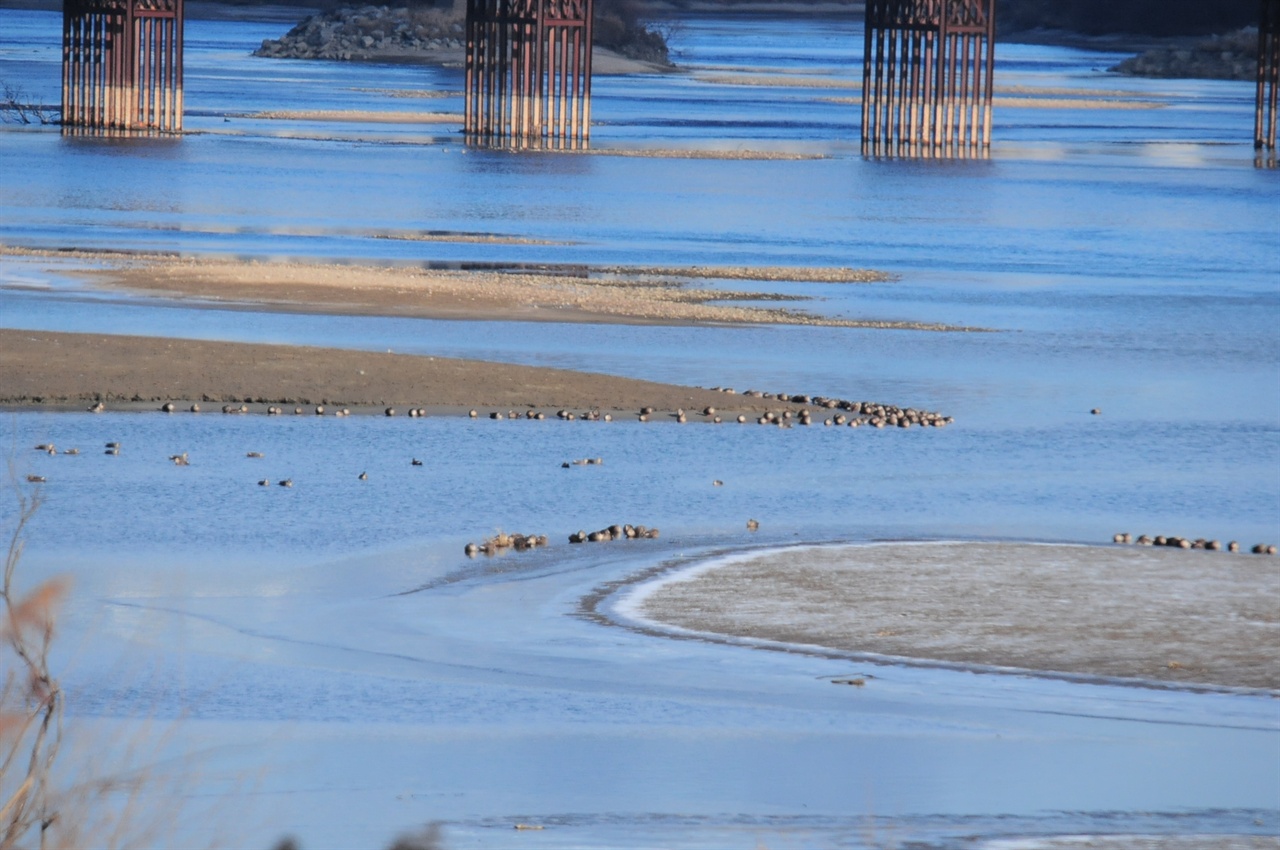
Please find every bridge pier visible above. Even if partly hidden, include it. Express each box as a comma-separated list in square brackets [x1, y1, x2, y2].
[861, 0, 995, 157]
[464, 0, 593, 148]
[62, 0, 184, 133]
[1258, 0, 1279, 151]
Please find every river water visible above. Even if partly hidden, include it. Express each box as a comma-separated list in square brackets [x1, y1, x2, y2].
[1, 8, 1278, 850]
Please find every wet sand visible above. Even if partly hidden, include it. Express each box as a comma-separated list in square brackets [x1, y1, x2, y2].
[0, 328, 763, 411]
[6, 248, 978, 331]
[631, 542, 1280, 691]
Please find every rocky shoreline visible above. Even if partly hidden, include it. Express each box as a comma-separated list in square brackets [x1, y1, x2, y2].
[253, 3, 673, 67]
[253, 4, 1261, 83]
[1110, 27, 1260, 81]
[254, 5, 463, 62]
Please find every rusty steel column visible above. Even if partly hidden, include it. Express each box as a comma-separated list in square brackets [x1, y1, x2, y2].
[62, 0, 183, 133]
[862, 0, 994, 156]
[464, 0, 593, 148]
[1257, 0, 1279, 151]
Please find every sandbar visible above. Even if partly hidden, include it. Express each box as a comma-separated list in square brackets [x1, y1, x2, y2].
[628, 541, 1280, 692]
[4, 248, 982, 331]
[0, 328, 761, 411]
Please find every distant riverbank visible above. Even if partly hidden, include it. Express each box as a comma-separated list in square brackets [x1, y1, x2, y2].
[3, 0, 1260, 81]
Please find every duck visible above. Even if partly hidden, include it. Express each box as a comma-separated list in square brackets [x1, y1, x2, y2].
[358, 472, 368, 480]
[161, 402, 175, 413]
[411, 459, 423, 466]
[278, 479, 293, 488]
[26, 475, 45, 483]
[63, 448, 79, 455]
[169, 453, 190, 466]
[88, 401, 105, 413]
[746, 519, 760, 531]
[190, 403, 201, 413]
[246, 452, 264, 459]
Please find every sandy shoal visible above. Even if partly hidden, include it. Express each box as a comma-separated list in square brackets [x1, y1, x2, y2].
[6, 249, 978, 331]
[0, 328, 768, 411]
[636, 542, 1280, 691]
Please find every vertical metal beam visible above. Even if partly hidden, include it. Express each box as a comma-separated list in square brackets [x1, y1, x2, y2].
[1258, 0, 1279, 150]
[862, 0, 994, 156]
[464, 0, 593, 148]
[61, 0, 183, 134]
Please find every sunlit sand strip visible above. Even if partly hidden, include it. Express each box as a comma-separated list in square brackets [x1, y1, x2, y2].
[998, 84, 1134, 97]
[239, 109, 463, 123]
[619, 541, 1280, 692]
[819, 95, 1163, 110]
[701, 73, 1141, 97]
[596, 265, 896, 283]
[569, 147, 828, 161]
[708, 66, 1164, 109]
[202, 130, 453, 145]
[349, 88, 452, 99]
[1, 248, 987, 332]
[372, 231, 566, 246]
[693, 73, 859, 89]
[689, 64, 850, 76]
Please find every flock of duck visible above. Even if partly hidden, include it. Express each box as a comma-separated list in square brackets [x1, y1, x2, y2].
[51, 397, 1280, 558]
[1112, 532, 1276, 555]
[81, 390, 955, 432]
